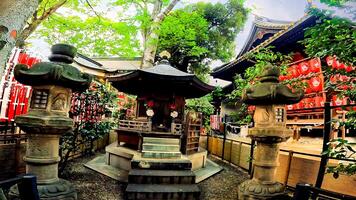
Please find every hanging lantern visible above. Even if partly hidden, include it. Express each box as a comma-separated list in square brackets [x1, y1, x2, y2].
[314, 96, 325, 108]
[326, 56, 334, 66]
[279, 75, 287, 81]
[298, 62, 310, 75]
[146, 100, 154, 108]
[309, 76, 322, 92]
[345, 65, 353, 72]
[289, 65, 300, 78]
[286, 104, 294, 110]
[332, 59, 341, 70]
[303, 80, 312, 94]
[309, 58, 321, 73]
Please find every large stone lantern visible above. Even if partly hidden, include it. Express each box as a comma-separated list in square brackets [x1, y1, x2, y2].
[10, 44, 92, 199]
[238, 64, 303, 199]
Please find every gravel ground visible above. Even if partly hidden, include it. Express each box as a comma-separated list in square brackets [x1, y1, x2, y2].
[61, 154, 249, 200]
[61, 154, 126, 200]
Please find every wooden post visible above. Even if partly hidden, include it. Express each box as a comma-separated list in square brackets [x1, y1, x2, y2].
[248, 139, 255, 177]
[14, 137, 22, 174]
[229, 140, 233, 163]
[222, 123, 226, 160]
[315, 102, 331, 188]
[284, 151, 294, 186]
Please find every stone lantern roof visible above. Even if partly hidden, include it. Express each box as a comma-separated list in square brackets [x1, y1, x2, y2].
[14, 44, 92, 91]
[242, 64, 304, 105]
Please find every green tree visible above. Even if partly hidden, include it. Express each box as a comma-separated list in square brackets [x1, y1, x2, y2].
[36, 14, 140, 57]
[113, 0, 180, 67]
[301, 8, 356, 178]
[59, 82, 117, 174]
[158, 0, 247, 77]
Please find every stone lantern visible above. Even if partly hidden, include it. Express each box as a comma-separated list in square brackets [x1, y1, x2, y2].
[10, 44, 92, 199]
[238, 64, 303, 199]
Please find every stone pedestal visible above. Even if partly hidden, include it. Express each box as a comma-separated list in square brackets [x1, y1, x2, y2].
[238, 126, 291, 199]
[9, 44, 92, 200]
[238, 65, 303, 200]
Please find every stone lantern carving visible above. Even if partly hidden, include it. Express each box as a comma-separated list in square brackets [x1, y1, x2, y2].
[238, 64, 303, 199]
[10, 44, 92, 200]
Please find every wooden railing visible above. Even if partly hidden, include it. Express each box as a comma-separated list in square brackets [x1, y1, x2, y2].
[118, 120, 152, 132]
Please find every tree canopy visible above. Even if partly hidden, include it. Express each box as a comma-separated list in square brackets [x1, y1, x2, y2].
[35, 14, 140, 57]
[158, 0, 247, 78]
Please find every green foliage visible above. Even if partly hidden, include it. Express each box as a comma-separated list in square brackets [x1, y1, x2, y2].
[322, 139, 356, 178]
[35, 14, 140, 57]
[228, 103, 252, 125]
[185, 95, 215, 128]
[301, 9, 356, 66]
[59, 82, 117, 175]
[319, 0, 349, 7]
[229, 46, 292, 100]
[158, 0, 248, 77]
[227, 46, 292, 123]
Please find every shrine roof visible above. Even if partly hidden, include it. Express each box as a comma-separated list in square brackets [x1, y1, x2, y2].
[108, 59, 214, 99]
[211, 15, 318, 81]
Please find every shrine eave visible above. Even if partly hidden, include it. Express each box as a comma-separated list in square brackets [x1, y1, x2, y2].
[108, 68, 214, 99]
[211, 15, 318, 81]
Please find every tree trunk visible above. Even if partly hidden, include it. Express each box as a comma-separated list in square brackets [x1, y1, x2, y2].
[0, 0, 38, 77]
[141, 0, 180, 68]
[16, 0, 67, 47]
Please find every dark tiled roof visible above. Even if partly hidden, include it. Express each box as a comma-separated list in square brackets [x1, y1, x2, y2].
[212, 15, 317, 81]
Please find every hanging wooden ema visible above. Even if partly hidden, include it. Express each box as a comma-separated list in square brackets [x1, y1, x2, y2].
[182, 111, 202, 155]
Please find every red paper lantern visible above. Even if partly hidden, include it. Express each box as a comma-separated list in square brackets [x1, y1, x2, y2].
[332, 96, 347, 110]
[314, 96, 325, 108]
[288, 65, 300, 78]
[345, 65, 353, 72]
[303, 80, 312, 94]
[287, 104, 294, 110]
[279, 75, 287, 81]
[332, 59, 341, 70]
[169, 103, 176, 110]
[326, 56, 334, 66]
[298, 62, 310, 75]
[146, 100, 154, 108]
[309, 58, 321, 73]
[309, 76, 322, 92]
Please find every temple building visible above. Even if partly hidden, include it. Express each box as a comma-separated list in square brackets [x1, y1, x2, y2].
[86, 53, 222, 199]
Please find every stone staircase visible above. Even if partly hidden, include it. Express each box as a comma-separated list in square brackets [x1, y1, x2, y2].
[142, 137, 182, 159]
[125, 137, 200, 200]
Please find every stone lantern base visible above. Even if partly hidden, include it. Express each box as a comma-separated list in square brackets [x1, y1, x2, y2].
[238, 179, 288, 200]
[9, 179, 76, 200]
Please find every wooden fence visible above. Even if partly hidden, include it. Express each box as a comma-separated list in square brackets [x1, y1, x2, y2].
[201, 134, 356, 197]
[0, 122, 110, 181]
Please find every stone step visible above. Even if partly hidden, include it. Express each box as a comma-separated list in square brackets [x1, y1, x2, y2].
[142, 151, 182, 159]
[125, 184, 200, 200]
[128, 169, 195, 184]
[143, 137, 180, 145]
[142, 143, 180, 152]
[131, 159, 192, 170]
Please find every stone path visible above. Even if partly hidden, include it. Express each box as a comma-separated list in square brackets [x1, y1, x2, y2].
[61, 153, 249, 200]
